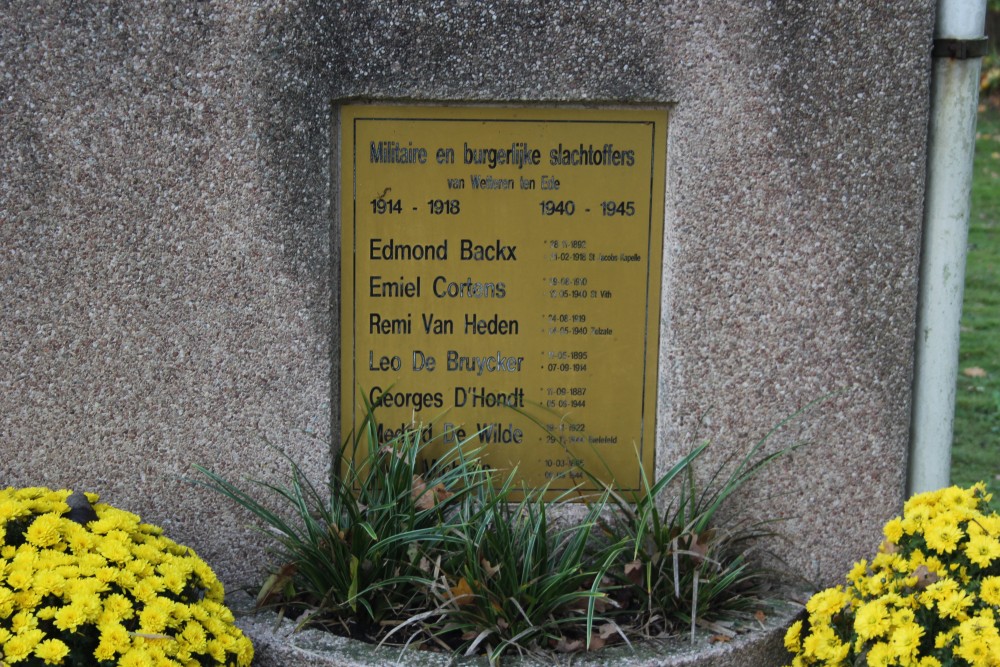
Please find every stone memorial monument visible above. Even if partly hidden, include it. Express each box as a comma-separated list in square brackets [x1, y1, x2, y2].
[1, 1, 953, 664]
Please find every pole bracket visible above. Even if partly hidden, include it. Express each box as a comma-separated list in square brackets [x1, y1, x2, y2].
[932, 37, 989, 60]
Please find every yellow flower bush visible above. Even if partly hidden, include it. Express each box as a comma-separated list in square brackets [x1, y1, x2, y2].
[785, 483, 1000, 667]
[0, 487, 253, 666]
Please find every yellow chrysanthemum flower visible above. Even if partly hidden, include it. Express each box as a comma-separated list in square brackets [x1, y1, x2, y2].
[854, 599, 891, 640]
[902, 503, 932, 534]
[53, 604, 88, 632]
[811, 625, 849, 663]
[964, 533, 1000, 568]
[235, 638, 253, 667]
[889, 622, 924, 661]
[979, 575, 1000, 606]
[87, 515, 119, 536]
[97, 536, 132, 563]
[35, 605, 58, 620]
[936, 587, 974, 620]
[805, 587, 848, 620]
[883, 518, 904, 544]
[66, 576, 109, 610]
[178, 621, 208, 653]
[890, 606, 915, 626]
[205, 639, 226, 663]
[905, 488, 942, 512]
[12, 589, 42, 610]
[119, 646, 156, 667]
[201, 599, 234, 624]
[10, 610, 39, 634]
[75, 552, 107, 575]
[957, 609, 999, 645]
[786, 485, 1000, 667]
[2, 628, 45, 662]
[62, 521, 96, 553]
[133, 576, 167, 603]
[160, 569, 188, 596]
[784, 620, 803, 652]
[102, 592, 136, 620]
[25, 514, 63, 548]
[866, 641, 893, 667]
[934, 627, 956, 649]
[955, 634, 992, 667]
[139, 602, 172, 634]
[0, 586, 16, 617]
[0, 499, 24, 523]
[846, 559, 869, 587]
[30, 569, 65, 597]
[0, 487, 253, 667]
[925, 518, 964, 555]
[33, 638, 70, 665]
[942, 486, 977, 510]
[99, 620, 133, 652]
[127, 557, 156, 579]
[6, 564, 35, 591]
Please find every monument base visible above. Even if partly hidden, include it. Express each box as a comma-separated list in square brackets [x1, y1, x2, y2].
[234, 594, 802, 667]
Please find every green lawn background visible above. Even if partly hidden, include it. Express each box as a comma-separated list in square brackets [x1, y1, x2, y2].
[951, 105, 1000, 510]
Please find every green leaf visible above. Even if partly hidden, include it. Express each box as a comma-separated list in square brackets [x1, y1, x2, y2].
[348, 554, 360, 612]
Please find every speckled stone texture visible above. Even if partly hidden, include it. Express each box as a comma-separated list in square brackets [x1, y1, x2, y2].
[236, 595, 800, 667]
[2, 0, 934, 597]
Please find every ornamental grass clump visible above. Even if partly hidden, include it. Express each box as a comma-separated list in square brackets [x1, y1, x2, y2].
[197, 397, 805, 661]
[598, 432, 792, 642]
[194, 408, 492, 643]
[784, 483, 1000, 667]
[412, 477, 618, 661]
[0, 486, 253, 667]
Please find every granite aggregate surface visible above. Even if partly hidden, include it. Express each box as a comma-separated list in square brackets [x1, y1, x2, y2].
[1, 1, 935, 589]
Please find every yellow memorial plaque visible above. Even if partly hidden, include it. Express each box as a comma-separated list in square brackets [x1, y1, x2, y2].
[339, 105, 667, 494]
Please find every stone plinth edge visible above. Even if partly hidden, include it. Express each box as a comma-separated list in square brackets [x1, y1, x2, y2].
[234, 596, 803, 667]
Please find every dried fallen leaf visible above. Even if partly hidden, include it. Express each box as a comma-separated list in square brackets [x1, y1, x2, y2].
[553, 637, 583, 653]
[480, 558, 501, 578]
[380, 445, 405, 460]
[412, 475, 437, 511]
[596, 622, 618, 640]
[412, 476, 454, 510]
[567, 592, 609, 613]
[710, 635, 732, 644]
[624, 559, 643, 586]
[880, 540, 898, 555]
[588, 636, 606, 651]
[256, 562, 297, 608]
[963, 366, 988, 378]
[687, 530, 715, 564]
[430, 482, 453, 504]
[449, 577, 475, 606]
[913, 564, 940, 589]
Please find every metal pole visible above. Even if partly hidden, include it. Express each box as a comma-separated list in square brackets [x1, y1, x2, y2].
[909, 0, 987, 495]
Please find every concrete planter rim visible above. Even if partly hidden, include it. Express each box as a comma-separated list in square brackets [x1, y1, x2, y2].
[233, 592, 804, 667]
